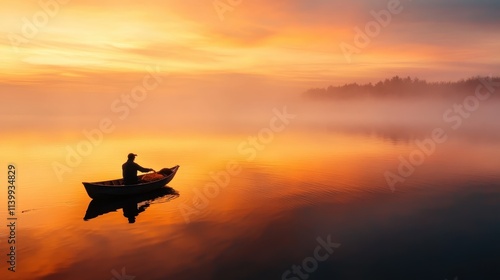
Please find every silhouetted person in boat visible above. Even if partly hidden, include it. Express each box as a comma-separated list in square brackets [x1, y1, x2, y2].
[122, 153, 155, 185]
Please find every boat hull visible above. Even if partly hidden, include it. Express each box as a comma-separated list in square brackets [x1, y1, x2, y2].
[82, 165, 179, 199]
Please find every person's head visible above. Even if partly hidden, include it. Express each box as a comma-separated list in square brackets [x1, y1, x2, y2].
[127, 153, 137, 161]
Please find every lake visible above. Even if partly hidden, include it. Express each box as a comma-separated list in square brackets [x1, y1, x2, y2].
[1, 99, 500, 280]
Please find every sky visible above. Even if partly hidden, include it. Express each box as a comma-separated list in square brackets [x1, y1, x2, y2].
[1, 0, 499, 93]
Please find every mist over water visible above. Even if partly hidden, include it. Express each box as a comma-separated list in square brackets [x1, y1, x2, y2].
[4, 78, 500, 142]
[297, 98, 500, 143]
[2, 79, 500, 280]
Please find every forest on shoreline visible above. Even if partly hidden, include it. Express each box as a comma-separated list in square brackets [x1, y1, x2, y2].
[304, 76, 500, 100]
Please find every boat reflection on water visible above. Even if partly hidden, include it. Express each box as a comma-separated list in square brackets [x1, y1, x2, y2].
[83, 187, 179, 223]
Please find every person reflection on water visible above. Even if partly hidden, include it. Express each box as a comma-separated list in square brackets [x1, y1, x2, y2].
[123, 202, 150, 223]
[122, 153, 155, 185]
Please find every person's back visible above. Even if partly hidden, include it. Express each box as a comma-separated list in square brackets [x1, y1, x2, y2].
[122, 153, 154, 185]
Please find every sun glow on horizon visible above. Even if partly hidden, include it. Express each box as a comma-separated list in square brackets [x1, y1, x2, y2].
[1, 0, 499, 91]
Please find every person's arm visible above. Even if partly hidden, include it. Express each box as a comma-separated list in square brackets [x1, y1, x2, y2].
[134, 163, 154, 173]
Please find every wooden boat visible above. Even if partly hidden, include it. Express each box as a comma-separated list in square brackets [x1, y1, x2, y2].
[82, 165, 180, 199]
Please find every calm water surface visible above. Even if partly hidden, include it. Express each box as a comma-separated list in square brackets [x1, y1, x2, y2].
[1, 127, 500, 280]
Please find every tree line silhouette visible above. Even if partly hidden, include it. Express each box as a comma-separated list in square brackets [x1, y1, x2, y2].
[304, 76, 500, 100]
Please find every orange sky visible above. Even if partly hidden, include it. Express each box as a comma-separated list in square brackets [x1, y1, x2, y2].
[1, 0, 499, 91]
